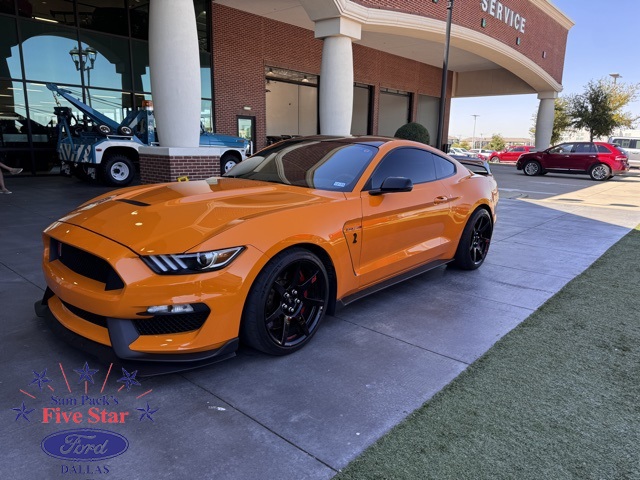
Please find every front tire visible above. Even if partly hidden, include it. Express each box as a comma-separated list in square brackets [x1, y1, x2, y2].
[490, 156, 500, 163]
[452, 209, 493, 270]
[589, 163, 610, 181]
[101, 154, 135, 186]
[523, 160, 542, 176]
[241, 248, 329, 355]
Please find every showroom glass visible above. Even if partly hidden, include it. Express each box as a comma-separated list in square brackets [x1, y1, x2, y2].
[20, 19, 81, 85]
[129, 0, 149, 40]
[76, 0, 128, 36]
[225, 140, 378, 192]
[368, 147, 437, 189]
[20, 0, 76, 24]
[1, 80, 28, 147]
[0, 16, 22, 82]
[78, 32, 132, 91]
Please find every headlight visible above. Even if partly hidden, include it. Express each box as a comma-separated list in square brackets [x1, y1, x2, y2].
[141, 247, 244, 274]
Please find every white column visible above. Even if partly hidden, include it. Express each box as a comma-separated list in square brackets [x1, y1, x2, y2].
[315, 18, 361, 136]
[535, 92, 558, 151]
[149, 0, 201, 147]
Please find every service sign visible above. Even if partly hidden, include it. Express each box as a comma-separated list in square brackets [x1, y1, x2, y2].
[10, 362, 159, 478]
[481, 0, 527, 33]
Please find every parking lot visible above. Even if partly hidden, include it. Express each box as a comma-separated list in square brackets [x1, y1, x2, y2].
[2, 166, 640, 480]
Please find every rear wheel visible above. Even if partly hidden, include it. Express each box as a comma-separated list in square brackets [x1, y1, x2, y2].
[523, 160, 542, 176]
[452, 209, 493, 270]
[241, 248, 329, 355]
[589, 163, 610, 181]
[221, 152, 240, 174]
[101, 154, 135, 186]
[490, 156, 500, 163]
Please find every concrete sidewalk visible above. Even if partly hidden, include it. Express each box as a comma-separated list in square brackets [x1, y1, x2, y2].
[1, 173, 639, 479]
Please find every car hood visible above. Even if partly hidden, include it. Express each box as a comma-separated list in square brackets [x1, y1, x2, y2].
[58, 178, 337, 254]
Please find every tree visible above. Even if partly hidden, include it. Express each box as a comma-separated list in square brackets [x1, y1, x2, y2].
[567, 79, 639, 141]
[394, 122, 430, 144]
[486, 134, 506, 151]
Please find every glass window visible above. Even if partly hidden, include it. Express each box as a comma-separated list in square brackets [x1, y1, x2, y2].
[368, 147, 436, 189]
[78, 32, 132, 90]
[76, 1, 128, 36]
[131, 40, 150, 93]
[0, 15, 22, 79]
[23, 0, 75, 25]
[20, 19, 82, 85]
[201, 99, 213, 132]
[352, 84, 370, 136]
[549, 143, 573, 154]
[378, 90, 410, 137]
[129, 0, 149, 40]
[226, 140, 377, 192]
[434, 154, 456, 179]
[0, 80, 28, 147]
[200, 50, 212, 99]
[24, 81, 58, 148]
[596, 144, 612, 154]
[194, 0, 210, 53]
[573, 143, 595, 153]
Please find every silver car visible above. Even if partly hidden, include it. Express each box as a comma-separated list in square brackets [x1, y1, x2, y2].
[609, 137, 640, 168]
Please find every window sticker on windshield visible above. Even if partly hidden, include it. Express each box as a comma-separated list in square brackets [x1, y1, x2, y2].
[333, 181, 346, 187]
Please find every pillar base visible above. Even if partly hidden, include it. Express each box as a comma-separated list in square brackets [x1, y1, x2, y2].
[139, 147, 221, 184]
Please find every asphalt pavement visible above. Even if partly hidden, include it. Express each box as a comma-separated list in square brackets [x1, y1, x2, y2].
[1, 166, 639, 480]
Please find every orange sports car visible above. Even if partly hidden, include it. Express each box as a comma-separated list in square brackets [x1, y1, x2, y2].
[36, 136, 498, 370]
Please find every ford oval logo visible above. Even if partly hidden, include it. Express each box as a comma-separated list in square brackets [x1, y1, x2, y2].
[41, 428, 128, 461]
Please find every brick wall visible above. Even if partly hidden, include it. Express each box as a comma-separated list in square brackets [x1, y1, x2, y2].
[139, 153, 221, 184]
[352, 0, 569, 83]
[213, 4, 452, 151]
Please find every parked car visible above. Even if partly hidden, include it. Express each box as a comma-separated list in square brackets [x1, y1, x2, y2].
[516, 142, 629, 181]
[470, 149, 494, 160]
[36, 136, 498, 369]
[490, 145, 535, 163]
[449, 147, 476, 157]
[608, 136, 640, 168]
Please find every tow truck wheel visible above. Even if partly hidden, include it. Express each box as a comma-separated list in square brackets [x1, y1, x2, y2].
[221, 152, 240, 174]
[101, 154, 135, 186]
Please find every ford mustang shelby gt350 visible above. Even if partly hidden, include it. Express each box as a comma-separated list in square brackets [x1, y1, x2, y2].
[36, 136, 498, 368]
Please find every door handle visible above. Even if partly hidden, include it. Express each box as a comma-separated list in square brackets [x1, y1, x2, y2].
[434, 196, 449, 204]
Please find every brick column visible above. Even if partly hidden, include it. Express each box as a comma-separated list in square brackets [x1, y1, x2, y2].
[138, 147, 221, 184]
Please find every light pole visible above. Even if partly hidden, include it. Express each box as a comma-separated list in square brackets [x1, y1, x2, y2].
[436, 0, 454, 151]
[609, 73, 621, 84]
[69, 46, 97, 106]
[471, 114, 479, 149]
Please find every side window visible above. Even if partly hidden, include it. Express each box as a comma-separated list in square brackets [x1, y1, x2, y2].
[433, 154, 456, 179]
[632, 140, 639, 149]
[514, 146, 525, 152]
[550, 144, 573, 154]
[596, 145, 611, 153]
[367, 147, 436, 189]
[574, 143, 595, 153]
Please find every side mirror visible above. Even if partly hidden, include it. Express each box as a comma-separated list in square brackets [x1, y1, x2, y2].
[369, 176, 413, 196]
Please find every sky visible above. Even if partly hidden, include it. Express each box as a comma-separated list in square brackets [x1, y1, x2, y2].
[448, 0, 640, 141]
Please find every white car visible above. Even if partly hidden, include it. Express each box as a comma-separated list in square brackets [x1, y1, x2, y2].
[470, 149, 494, 160]
[449, 147, 476, 157]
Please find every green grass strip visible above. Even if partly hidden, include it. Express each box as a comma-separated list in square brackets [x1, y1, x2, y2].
[336, 225, 640, 480]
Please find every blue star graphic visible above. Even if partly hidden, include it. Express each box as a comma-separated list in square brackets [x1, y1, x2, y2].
[29, 369, 51, 391]
[74, 362, 99, 384]
[136, 402, 158, 422]
[12, 402, 35, 422]
[117, 368, 141, 391]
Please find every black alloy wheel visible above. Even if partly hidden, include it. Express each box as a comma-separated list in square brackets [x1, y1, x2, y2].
[241, 248, 329, 355]
[452, 209, 493, 270]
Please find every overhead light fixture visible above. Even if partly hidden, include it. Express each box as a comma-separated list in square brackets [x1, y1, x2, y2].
[267, 68, 275, 76]
[302, 75, 309, 83]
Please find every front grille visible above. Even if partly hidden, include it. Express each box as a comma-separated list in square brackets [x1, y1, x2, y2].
[61, 300, 108, 328]
[133, 311, 209, 335]
[51, 239, 124, 291]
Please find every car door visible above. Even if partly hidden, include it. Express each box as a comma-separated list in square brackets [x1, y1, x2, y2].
[543, 143, 574, 169]
[355, 147, 454, 288]
[503, 146, 523, 161]
[568, 143, 598, 171]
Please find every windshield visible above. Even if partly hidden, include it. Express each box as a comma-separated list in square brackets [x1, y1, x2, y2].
[224, 140, 378, 192]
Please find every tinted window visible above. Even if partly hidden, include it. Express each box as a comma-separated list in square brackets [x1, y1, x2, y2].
[549, 144, 573, 154]
[368, 147, 436, 189]
[434, 154, 456, 179]
[597, 144, 612, 154]
[574, 143, 595, 153]
[225, 140, 377, 192]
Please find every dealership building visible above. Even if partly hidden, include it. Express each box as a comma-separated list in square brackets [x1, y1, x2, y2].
[0, 0, 572, 179]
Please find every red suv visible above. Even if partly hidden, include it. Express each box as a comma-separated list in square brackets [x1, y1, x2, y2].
[516, 142, 629, 181]
[490, 145, 535, 163]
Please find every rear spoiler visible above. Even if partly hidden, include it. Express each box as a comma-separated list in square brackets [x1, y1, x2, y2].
[449, 155, 493, 176]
